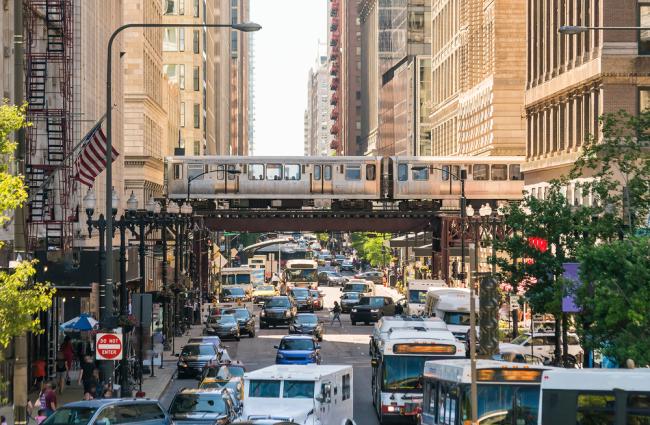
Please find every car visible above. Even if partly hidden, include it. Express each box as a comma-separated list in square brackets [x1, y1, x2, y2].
[222, 307, 256, 338]
[220, 286, 248, 303]
[203, 314, 241, 340]
[350, 296, 396, 325]
[177, 343, 220, 379]
[200, 363, 246, 387]
[290, 288, 314, 312]
[168, 387, 239, 424]
[492, 352, 545, 365]
[187, 336, 231, 363]
[340, 260, 356, 272]
[354, 271, 384, 285]
[308, 289, 324, 310]
[289, 313, 324, 341]
[317, 270, 347, 286]
[259, 296, 297, 329]
[331, 255, 347, 266]
[340, 280, 375, 296]
[340, 291, 361, 313]
[274, 335, 321, 365]
[41, 399, 170, 425]
[251, 284, 278, 304]
[499, 332, 584, 367]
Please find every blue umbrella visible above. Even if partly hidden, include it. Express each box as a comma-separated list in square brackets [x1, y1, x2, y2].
[60, 314, 99, 331]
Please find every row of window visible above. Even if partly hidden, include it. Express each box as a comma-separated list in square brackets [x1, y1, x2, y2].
[163, 64, 201, 92]
[163, 0, 199, 17]
[174, 163, 378, 182]
[396, 164, 522, 182]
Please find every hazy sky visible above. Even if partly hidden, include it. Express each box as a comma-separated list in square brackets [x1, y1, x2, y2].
[250, 0, 327, 156]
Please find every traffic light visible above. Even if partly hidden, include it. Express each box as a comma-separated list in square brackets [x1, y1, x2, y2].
[112, 283, 119, 313]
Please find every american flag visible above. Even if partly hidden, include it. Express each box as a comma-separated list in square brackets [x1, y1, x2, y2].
[74, 121, 119, 187]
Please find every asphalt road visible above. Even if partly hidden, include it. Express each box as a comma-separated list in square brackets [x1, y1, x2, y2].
[159, 285, 403, 425]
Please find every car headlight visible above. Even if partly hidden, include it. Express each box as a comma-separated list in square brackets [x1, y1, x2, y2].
[351, 308, 358, 312]
[284, 310, 291, 317]
[371, 309, 379, 313]
[276, 353, 284, 359]
[261, 310, 266, 317]
[231, 327, 238, 332]
[178, 361, 188, 367]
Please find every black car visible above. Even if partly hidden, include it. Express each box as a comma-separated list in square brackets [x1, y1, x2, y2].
[350, 296, 396, 326]
[318, 270, 347, 286]
[340, 291, 361, 313]
[290, 288, 314, 312]
[168, 387, 239, 424]
[203, 314, 241, 340]
[260, 296, 297, 329]
[220, 286, 248, 303]
[340, 260, 356, 272]
[222, 307, 256, 338]
[289, 313, 324, 341]
[177, 343, 220, 379]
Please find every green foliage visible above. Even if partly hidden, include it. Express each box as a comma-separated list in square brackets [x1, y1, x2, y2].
[577, 237, 650, 366]
[0, 101, 54, 348]
[350, 232, 390, 267]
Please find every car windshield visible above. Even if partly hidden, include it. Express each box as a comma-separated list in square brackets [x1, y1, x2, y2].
[408, 290, 427, 304]
[462, 384, 540, 425]
[444, 312, 471, 326]
[511, 334, 531, 345]
[344, 283, 368, 292]
[329, 272, 342, 277]
[285, 269, 318, 282]
[279, 339, 315, 351]
[249, 380, 281, 398]
[222, 287, 245, 296]
[266, 298, 291, 308]
[217, 315, 237, 326]
[358, 297, 384, 307]
[170, 394, 227, 415]
[225, 309, 250, 320]
[291, 288, 310, 298]
[181, 345, 215, 356]
[223, 274, 250, 285]
[309, 290, 320, 297]
[227, 365, 245, 377]
[256, 285, 275, 291]
[343, 292, 360, 300]
[283, 380, 315, 399]
[383, 355, 449, 391]
[41, 407, 97, 425]
[296, 314, 318, 325]
[189, 337, 220, 345]
[200, 381, 225, 389]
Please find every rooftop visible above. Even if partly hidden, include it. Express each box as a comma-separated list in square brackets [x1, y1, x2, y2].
[245, 364, 352, 381]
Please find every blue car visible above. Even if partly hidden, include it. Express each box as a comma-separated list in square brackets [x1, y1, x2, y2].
[274, 335, 321, 365]
[41, 399, 170, 425]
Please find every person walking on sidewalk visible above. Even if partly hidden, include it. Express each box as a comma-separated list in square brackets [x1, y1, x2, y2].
[55, 348, 68, 394]
[330, 301, 342, 327]
[78, 355, 96, 395]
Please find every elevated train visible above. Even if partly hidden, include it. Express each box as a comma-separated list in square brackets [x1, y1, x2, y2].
[166, 156, 524, 209]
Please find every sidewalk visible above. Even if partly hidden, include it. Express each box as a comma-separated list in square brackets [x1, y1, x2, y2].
[0, 324, 204, 424]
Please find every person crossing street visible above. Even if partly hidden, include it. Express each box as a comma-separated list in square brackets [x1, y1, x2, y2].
[330, 301, 342, 327]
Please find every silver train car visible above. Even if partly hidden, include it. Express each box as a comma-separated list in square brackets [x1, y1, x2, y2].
[166, 155, 525, 209]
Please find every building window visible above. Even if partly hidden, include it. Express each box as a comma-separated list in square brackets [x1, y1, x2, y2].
[193, 140, 201, 156]
[179, 28, 185, 51]
[193, 30, 200, 54]
[193, 0, 199, 17]
[193, 66, 200, 91]
[179, 64, 185, 89]
[640, 4, 650, 54]
[164, 0, 178, 15]
[640, 88, 650, 112]
[163, 28, 179, 51]
[179, 0, 184, 14]
[193, 103, 200, 128]
[180, 102, 185, 127]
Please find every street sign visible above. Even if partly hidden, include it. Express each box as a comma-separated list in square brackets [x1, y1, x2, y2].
[510, 295, 520, 310]
[96, 332, 123, 361]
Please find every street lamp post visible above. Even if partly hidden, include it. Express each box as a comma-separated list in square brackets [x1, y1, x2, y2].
[559, 25, 650, 34]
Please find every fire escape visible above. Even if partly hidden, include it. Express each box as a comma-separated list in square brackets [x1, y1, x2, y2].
[24, 0, 75, 252]
[329, 0, 342, 153]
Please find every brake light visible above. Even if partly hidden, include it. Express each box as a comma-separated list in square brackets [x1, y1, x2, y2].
[381, 404, 401, 414]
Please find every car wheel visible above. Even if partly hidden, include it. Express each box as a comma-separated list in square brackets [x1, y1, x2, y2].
[260, 323, 268, 329]
[235, 334, 240, 341]
[249, 330, 255, 338]
[365, 322, 370, 326]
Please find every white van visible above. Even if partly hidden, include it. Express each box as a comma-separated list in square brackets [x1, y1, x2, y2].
[424, 287, 477, 341]
[243, 364, 355, 425]
[406, 279, 446, 315]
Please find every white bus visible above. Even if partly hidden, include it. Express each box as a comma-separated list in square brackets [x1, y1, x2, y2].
[406, 279, 446, 315]
[424, 287, 477, 341]
[369, 316, 448, 358]
[371, 328, 465, 424]
[539, 368, 650, 425]
[284, 259, 319, 289]
[421, 359, 552, 425]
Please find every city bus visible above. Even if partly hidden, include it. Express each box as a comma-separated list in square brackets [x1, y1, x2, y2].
[421, 359, 552, 425]
[371, 328, 465, 424]
[283, 259, 319, 289]
[539, 368, 650, 425]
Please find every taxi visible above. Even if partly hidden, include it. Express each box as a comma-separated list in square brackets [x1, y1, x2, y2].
[251, 284, 278, 304]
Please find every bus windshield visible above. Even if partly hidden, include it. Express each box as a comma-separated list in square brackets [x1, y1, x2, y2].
[382, 355, 441, 391]
[285, 269, 317, 282]
[444, 311, 471, 326]
[462, 384, 540, 425]
[408, 290, 427, 304]
[223, 274, 251, 285]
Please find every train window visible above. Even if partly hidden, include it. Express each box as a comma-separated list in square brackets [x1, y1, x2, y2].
[323, 165, 332, 181]
[510, 164, 522, 181]
[248, 164, 264, 180]
[398, 164, 408, 181]
[187, 164, 204, 181]
[491, 164, 508, 181]
[473, 164, 489, 181]
[267, 164, 283, 181]
[313, 165, 321, 181]
[345, 165, 361, 181]
[441, 165, 450, 181]
[284, 164, 301, 180]
[209, 165, 224, 180]
[412, 167, 429, 181]
[227, 165, 237, 180]
[366, 164, 376, 181]
[173, 164, 182, 180]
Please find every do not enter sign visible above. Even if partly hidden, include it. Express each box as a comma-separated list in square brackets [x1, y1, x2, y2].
[96, 333, 123, 360]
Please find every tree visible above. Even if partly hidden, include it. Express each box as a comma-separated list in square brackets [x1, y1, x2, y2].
[350, 232, 390, 267]
[0, 102, 55, 348]
[576, 237, 650, 366]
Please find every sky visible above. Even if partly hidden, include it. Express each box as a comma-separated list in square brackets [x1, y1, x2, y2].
[250, 0, 327, 156]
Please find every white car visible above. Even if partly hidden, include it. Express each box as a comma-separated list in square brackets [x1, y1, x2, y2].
[499, 332, 583, 367]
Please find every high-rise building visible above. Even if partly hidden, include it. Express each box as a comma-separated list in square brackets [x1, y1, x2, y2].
[305, 54, 334, 156]
[229, 0, 251, 155]
[524, 0, 650, 201]
[428, 0, 527, 157]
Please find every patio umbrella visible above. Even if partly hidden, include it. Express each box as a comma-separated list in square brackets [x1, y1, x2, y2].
[60, 313, 98, 331]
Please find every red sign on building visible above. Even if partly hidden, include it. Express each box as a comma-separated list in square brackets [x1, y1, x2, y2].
[96, 332, 123, 361]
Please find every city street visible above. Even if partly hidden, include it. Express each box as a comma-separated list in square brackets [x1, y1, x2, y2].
[159, 285, 402, 425]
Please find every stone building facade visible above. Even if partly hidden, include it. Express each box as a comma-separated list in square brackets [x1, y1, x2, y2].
[305, 55, 334, 156]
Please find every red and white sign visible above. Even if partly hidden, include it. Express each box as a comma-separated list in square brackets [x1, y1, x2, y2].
[96, 332, 123, 361]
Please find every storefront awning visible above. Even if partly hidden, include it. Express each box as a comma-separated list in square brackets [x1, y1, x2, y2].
[389, 232, 431, 248]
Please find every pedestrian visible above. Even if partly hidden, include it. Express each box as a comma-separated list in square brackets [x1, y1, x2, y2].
[330, 301, 342, 327]
[34, 409, 48, 424]
[1, 415, 7, 425]
[42, 381, 57, 417]
[193, 300, 200, 324]
[83, 390, 94, 401]
[55, 348, 68, 394]
[395, 302, 404, 316]
[78, 355, 96, 395]
[31, 357, 46, 390]
[61, 335, 75, 382]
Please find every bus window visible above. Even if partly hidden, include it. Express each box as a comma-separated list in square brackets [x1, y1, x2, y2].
[510, 164, 522, 180]
[628, 394, 650, 423]
[398, 164, 408, 181]
[267, 164, 283, 180]
[248, 164, 264, 180]
[412, 167, 429, 181]
[366, 164, 376, 181]
[345, 165, 361, 181]
[473, 164, 489, 181]
[173, 164, 182, 180]
[576, 393, 616, 424]
[491, 164, 508, 181]
[324, 165, 332, 181]
[284, 164, 301, 180]
[313, 165, 321, 181]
